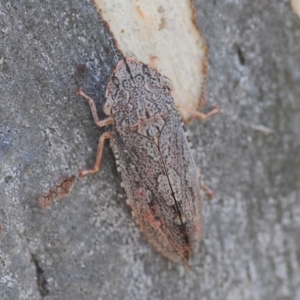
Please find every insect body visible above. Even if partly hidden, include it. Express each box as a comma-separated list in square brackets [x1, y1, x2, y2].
[77, 58, 210, 266]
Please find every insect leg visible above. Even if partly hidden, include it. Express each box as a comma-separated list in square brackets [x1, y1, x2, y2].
[76, 87, 114, 177]
[177, 104, 220, 121]
[76, 87, 113, 127]
[200, 180, 215, 199]
[149, 55, 158, 69]
[79, 131, 113, 178]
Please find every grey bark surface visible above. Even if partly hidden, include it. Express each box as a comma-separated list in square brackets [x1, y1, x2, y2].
[1, 0, 300, 299]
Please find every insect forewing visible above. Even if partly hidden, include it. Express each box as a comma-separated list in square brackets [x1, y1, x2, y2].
[106, 59, 202, 264]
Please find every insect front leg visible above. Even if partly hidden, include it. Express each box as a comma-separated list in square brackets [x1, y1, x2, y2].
[76, 87, 113, 127]
[76, 87, 114, 177]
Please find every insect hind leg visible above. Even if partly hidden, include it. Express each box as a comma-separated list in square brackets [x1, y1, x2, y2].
[177, 104, 220, 121]
[79, 132, 113, 178]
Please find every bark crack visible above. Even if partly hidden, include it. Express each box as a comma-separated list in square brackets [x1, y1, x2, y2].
[31, 254, 49, 297]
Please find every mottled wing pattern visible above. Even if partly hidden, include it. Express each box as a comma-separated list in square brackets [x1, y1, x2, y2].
[111, 131, 185, 263]
[106, 58, 202, 264]
[159, 109, 203, 255]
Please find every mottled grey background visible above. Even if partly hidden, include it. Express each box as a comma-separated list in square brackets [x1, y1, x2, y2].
[1, 0, 300, 299]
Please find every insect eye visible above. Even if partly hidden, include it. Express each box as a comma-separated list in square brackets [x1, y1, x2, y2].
[103, 97, 114, 115]
[162, 86, 170, 94]
[161, 76, 174, 91]
[111, 76, 120, 87]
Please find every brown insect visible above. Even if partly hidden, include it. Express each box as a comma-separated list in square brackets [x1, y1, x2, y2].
[77, 58, 219, 267]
